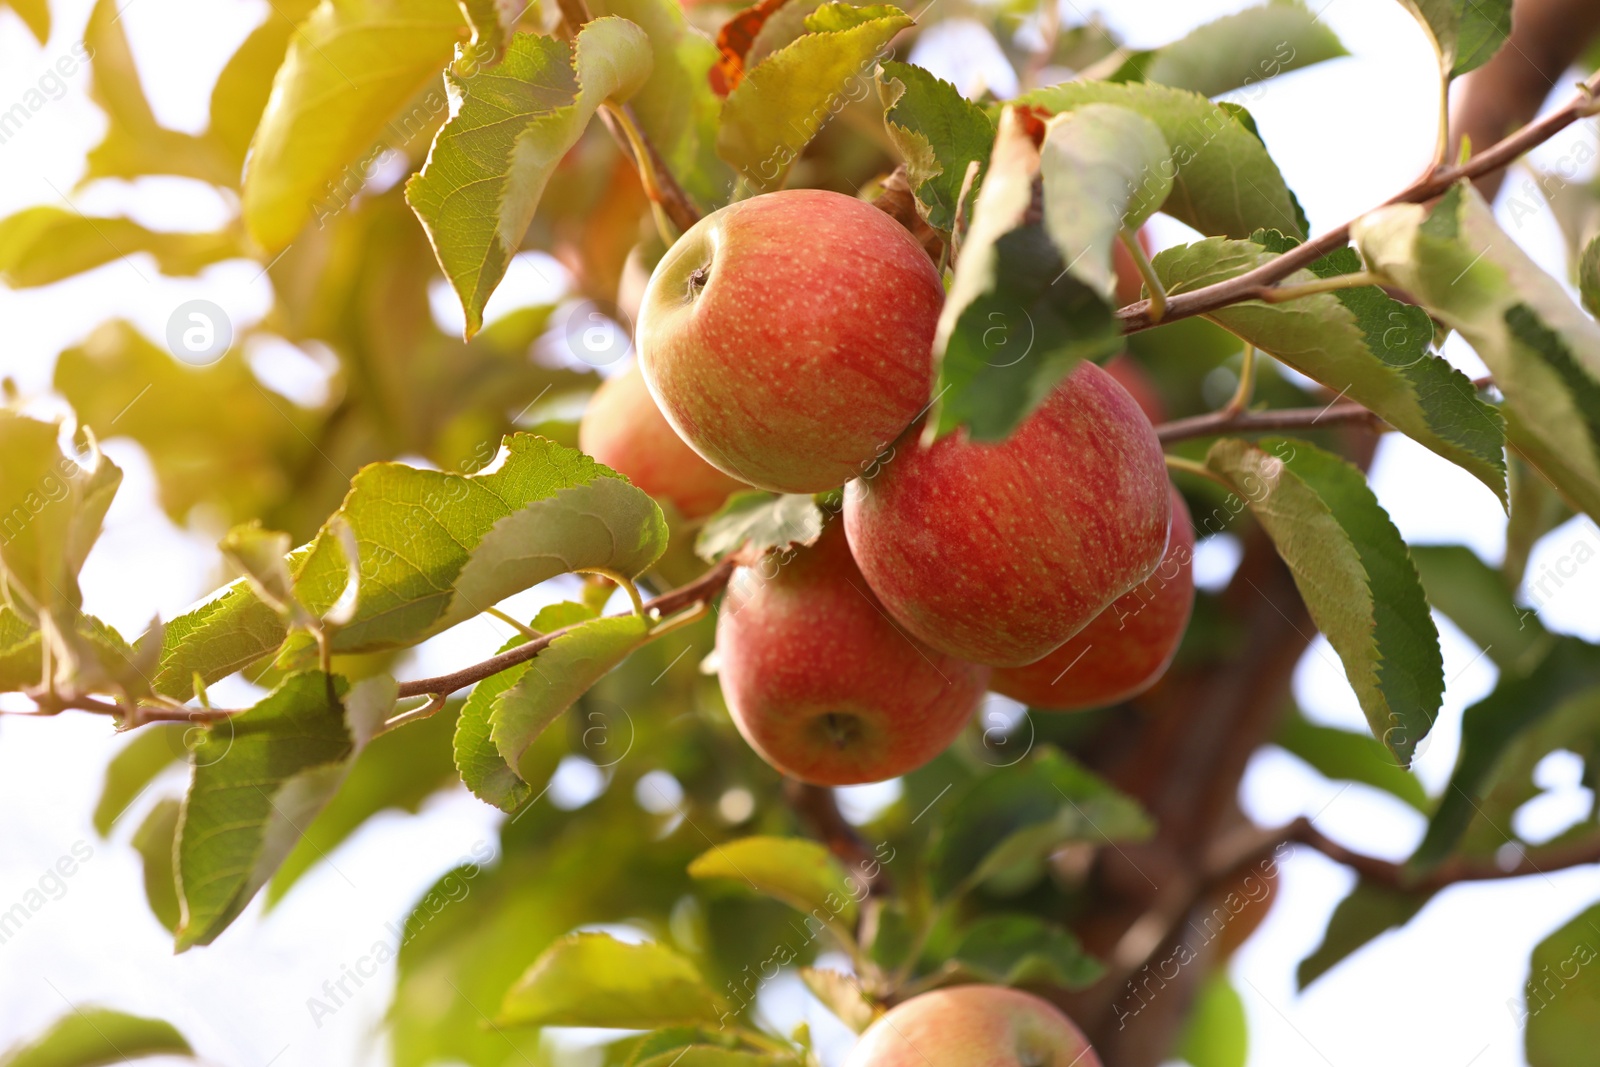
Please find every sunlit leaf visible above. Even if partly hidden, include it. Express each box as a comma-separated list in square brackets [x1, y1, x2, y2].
[877, 61, 995, 232]
[499, 932, 723, 1028]
[1109, 0, 1347, 97]
[1394, 0, 1510, 81]
[2, 0, 48, 44]
[0, 207, 240, 288]
[92, 726, 183, 836]
[1176, 972, 1248, 1067]
[132, 797, 182, 933]
[689, 835, 861, 930]
[0, 1007, 193, 1067]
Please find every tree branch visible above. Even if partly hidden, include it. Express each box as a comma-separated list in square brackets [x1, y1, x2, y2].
[1156, 399, 1387, 444]
[1115, 71, 1600, 334]
[783, 779, 893, 897]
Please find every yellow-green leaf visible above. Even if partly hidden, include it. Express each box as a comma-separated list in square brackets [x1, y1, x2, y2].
[0, 206, 241, 288]
[499, 932, 723, 1028]
[0, 1008, 194, 1067]
[689, 835, 861, 930]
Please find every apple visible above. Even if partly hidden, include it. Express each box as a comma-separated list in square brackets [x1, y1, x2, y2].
[843, 361, 1171, 668]
[843, 985, 1102, 1067]
[992, 485, 1193, 709]
[579, 361, 747, 519]
[1112, 225, 1154, 307]
[715, 524, 989, 785]
[636, 189, 944, 494]
[1102, 352, 1166, 424]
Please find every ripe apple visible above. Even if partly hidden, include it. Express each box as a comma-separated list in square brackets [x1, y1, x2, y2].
[843, 361, 1171, 668]
[579, 362, 747, 519]
[1112, 225, 1154, 307]
[1103, 352, 1166, 424]
[636, 189, 944, 494]
[843, 985, 1102, 1067]
[992, 485, 1194, 709]
[715, 525, 989, 785]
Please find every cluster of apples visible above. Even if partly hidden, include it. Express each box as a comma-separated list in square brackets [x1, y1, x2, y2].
[582, 189, 1195, 788]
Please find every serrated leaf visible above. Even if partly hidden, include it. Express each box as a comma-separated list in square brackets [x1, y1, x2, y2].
[1354, 182, 1600, 522]
[876, 61, 995, 232]
[0, 607, 39, 690]
[1155, 234, 1507, 504]
[1275, 706, 1428, 812]
[688, 835, 860, 930]
[81, 0, 232, 185]
[1411, 638, 1600, 869]
[2, 0, 49, 44]
[455, 600, 596, 811]
[1110, 0, 1347, 97]
[694, 491, 825, 562]
[1018, 79, 1304, 240]
[0, 411, 121, 619]
[154, 435, 664, 696]
[92, 726, 183, 836]
[1395, 0, 1510, 80]
[499, 932, 723, 1028]
[408, 20, 650, 338]
[717, 4, 912, 192]
[131, 797, 182, 933]
[0, 207, 240, 288]
[799, 968, 876, 1033]
[1525, 901, 1600, 1065]
[0, 1008, 193, 1067]
[457, 0, 518, 70]
[1297, 878, 1431, 988]
[174, 672, 395, 949]
[1205, 438, 1443, 764]
[1039, 103, 1172, 296]
[1409, 543, 1550, 671]
[1581, 235, 1600, 319]
[932, 108, 1122, 440]
[242, 0, 465, 250]
[931, 747, 1152, 898]
[1177, 972, 1248, 1067]
[949, 914, 1105, 989]
[490, 613, 650, 774]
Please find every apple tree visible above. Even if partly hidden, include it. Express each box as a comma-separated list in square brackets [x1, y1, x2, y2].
[5, 0, 1600, 1063]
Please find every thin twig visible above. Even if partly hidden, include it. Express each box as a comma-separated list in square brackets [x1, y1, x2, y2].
[1288, 817, 1600, 891]
[1156, 399, 1388, 443]
[1116, 71, 1600, 334]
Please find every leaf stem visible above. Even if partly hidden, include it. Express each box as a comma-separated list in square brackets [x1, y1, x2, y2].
[601, 101, 680, 245]
[1223, 343, 1257, 417]
[485, 606, 541, 640]
[1257, 270, 1383, 303]
[1119, 227, 1167, 321]
[1162, 453, 1232, 490]
[580, 567, 646, 616]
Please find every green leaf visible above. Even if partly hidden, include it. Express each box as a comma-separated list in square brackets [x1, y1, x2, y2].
[931, 747, 1153, 898]
[0, 411, 121, 619]
[1354, 182, 1600, 522]
[153, 435, 665, 696]
[174, 672, 396, 949]
[1176, 972, 1248, 1067]
[457, 0, 516, 70]
[591, 0, 729, 207]
[717, 4, 913, 192]
[131, 797, 182, 933]
[2, 0, 49, 44]
[1155, 234, 1507, 504]
[206, 1, 321, 174]
[876, 61, 995, 232]
[82, 0, 232, 185]
[694, 491, 826, 563]
[688, 835, 861, 930]
[491, 613, 651, 775]
[242, 0, 465, 250]
[0, 207, 240, 288]
[0, 607, 39, 690]
[92, 726, 184, 836]
[1580, 235, 1600, 319]
[1297, 878, 1432, 988]
[1395, 0, 1510, 80]
[267, 698, 460, 904]
[1411, 639, 1600, 869]
[1205, 437, 1444, 764]
[1275, 706, 1429, 812]
[1525, 901, 1600, 1065]
[499, 932, 723, 1028]
[407, 20, 650, 338]
[932, 109, 1122, 440]
[949, 914, 1105, 989]
[1409, 543, 1551, 671]
[799, 969, 877, 1033]
[0, 1008, 193, 1067]
[454, 600, 596, 811]
[1110, 0, 1347, 97]
[1038, 104, 1172, 296]
[1018, 79, 1305, 240]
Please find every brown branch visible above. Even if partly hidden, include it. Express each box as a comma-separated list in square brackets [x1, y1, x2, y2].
[783, 779, 893, 897]
[1115, 71, 1600, 334]
[1287, 817, 1600, 891]
[1156, 400, 1388, 443]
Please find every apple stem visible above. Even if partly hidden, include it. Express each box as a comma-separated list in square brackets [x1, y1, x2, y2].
[1118, 227, 1166, 322]
[1221, 343, 1257, 418]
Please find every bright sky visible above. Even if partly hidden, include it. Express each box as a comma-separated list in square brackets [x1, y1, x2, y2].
[2, 1, 1600, 1065]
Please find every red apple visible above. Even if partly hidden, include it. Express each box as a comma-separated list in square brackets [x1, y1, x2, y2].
[843, 361, 1170, 668]
[843, 985, 1102, 1067]
[715, 525, 989, 785]
[992, 485, 1193, 709]
[636, 189, 943, 494]
[1103, 352, 1166, 424]
[1112, 226, 1154, 307]
[579, 362, 747, 519]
